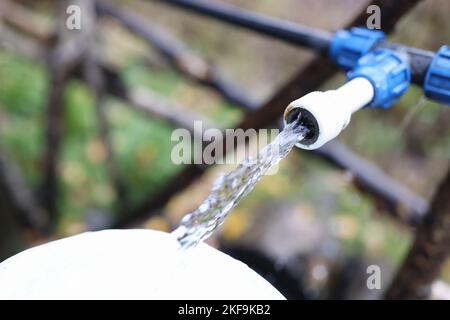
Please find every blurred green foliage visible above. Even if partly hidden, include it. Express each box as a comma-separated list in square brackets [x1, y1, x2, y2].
[0, 52, 47, 186]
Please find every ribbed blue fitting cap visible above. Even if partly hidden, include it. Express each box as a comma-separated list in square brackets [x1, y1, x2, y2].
[348, 49, 410, 109]
[424, 45, 450, 105]
[330, 27, 385, 71]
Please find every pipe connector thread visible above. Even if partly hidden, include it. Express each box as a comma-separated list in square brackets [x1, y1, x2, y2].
[285, 49, 410, 150]
[330, 27, 385, 71]
[348, 48, 410, 109]
[424, 45, 450, 105]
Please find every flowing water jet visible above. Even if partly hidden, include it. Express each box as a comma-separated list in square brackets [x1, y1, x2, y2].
[172, 117, 309, 249]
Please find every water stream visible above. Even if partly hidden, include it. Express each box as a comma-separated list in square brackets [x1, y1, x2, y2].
[172, 118, 308, 249]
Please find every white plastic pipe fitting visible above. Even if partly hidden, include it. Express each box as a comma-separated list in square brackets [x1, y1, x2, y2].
[284, 77, 374, 150]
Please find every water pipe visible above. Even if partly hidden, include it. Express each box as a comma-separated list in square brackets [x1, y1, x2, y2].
[284, 49, 410, 150]
[154, 0, 333, 54]
[159, 0, 449, 104]
[284, 42, 450, 149]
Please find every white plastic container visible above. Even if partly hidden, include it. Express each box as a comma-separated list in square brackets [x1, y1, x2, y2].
[0, 229, 284, 300]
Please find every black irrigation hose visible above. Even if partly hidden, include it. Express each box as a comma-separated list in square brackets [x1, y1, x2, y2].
[376, 42, 435, 86]
[158, 0, 332, 54]
[158, 0, 434, 86]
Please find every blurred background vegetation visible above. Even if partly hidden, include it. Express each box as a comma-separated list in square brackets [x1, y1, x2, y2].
[0, 0, 449, 299]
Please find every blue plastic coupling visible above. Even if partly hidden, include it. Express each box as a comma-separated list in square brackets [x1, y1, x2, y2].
[330, 27, 385, 71]
[424, 45, 450, 105]
[347, 49, 411, 109]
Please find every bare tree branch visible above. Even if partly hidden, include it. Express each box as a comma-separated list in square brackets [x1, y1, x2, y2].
[95, 0, 258, 111]
[80, 0, 128, 209]
[385, 165, 450, 299]
[0, 0, 56, 46]
[315, 142, 428, 227]
[0, 146, 48, 231]
[41, 1, 86, 226]
[128, 88, 216, 136]
[0, 25, 47, 59]
[0, 144, 48, 260]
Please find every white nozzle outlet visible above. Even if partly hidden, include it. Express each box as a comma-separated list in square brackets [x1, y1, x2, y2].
[284, 77, 374, 150]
